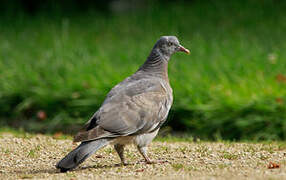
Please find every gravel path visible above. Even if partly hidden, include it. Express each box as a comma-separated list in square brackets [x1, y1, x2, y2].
[0, 132, 286, 180]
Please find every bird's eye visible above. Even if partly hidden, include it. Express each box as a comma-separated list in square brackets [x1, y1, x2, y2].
[168, 42, 172, 46]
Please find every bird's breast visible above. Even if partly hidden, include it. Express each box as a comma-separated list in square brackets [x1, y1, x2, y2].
[159, 81, 173, 105]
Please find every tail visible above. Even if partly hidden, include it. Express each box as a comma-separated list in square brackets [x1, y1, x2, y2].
[56, 138, 111, 172]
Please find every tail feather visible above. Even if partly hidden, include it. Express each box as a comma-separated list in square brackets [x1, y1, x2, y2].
[56, 138, 111, 172]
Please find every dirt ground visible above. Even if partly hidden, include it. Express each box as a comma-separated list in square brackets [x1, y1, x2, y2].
[0, 132, 286, 180]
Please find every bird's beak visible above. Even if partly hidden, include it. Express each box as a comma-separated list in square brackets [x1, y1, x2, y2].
[178, 45, 190, 54]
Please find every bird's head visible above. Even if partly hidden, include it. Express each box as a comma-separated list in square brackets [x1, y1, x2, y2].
[154, 36, 190, 60]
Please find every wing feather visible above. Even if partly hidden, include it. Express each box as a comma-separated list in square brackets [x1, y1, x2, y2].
[74, 78, 172, 142]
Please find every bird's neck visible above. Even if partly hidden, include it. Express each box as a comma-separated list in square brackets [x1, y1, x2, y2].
[137, 48, 169, 80]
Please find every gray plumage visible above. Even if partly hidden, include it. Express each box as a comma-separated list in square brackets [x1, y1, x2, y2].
[56, 36, 190, 172]
[56, 139, 111, 172]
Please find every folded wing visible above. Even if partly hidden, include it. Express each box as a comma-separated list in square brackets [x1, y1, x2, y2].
[74, 78, 172, 142]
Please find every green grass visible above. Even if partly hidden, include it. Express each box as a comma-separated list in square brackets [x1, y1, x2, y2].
[0, 0, 286, 140]
[27, 145, 41, 158]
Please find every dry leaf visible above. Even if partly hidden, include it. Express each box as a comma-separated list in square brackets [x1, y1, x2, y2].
[37, 110, 47, 120]
[135, 169, 144, 172]
[276, 74, 286, 83]
[276, 98, 283, 104]
[268, 162, 280, 169]
[53, 132, 63, 139]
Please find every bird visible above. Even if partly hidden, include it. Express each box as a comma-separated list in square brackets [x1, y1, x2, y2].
[56, 36, 190, 172]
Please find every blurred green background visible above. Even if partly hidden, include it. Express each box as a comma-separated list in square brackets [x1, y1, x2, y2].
[0, 0, 286, 140]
